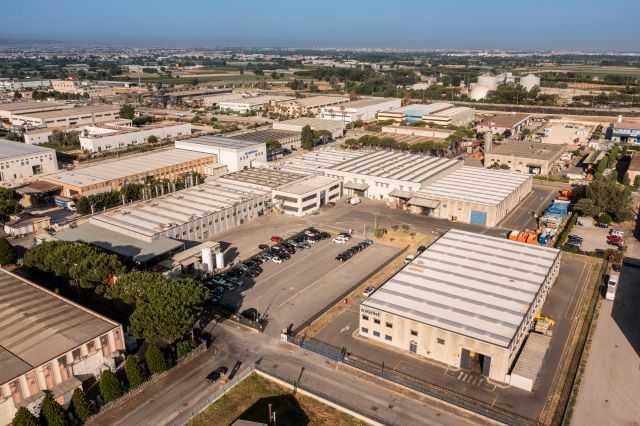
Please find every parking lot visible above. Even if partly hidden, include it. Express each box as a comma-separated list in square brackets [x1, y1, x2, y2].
[308, 254, 595, 421]
[213, 227, 402, 337]
[569, 221, 615, 252]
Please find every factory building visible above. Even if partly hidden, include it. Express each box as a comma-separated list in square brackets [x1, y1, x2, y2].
[380, 125, 454, 140]
[0, 269, 125, 425]
[608, 121, 640, 145]
[41, 149, 217, 197]
[79, 121, 192, 153]
[411, 167, 533, 226]
[378, 103, 474, 126]
[320, 98, 401, 123]
[230, 128, 301, 151]
[272, 95, 349, 118]
[88, 179, 272, 243]
[0, 101, 73, 121]
[11, 105, 121, 128]
[273, 175, 342, 216]
[0, 139, 58, 187]
[175, 135, 267, 172]
[273, 118, 346, 139]
[484, 142, 566, 176]
[476, 113, 532, 136]
[359, 229, 561, 384]
[322, 150, 461, 200]
[279, 149, 366, 176]
[218, 95, 295, 113]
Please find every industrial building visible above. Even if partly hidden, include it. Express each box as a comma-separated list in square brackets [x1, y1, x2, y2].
[322, 150, 461, 199]
[411, 166, 533, 226]
[0, 101, 73, 120]
[377, 103, 474, 126]
[218, 95, 295, 113]
[79, 121, 191, 153]
[11, 105, 121, 128]
[175, 135, 267, 172]
[484, 142, 566, 176]
[230, 128, 301, 151]
[608, 121, 640, 145]
[0, 269, 125, 425]
[88, 179, 272, 243]
[219, 167, 304, 190]
[41, 149, 216, 197]
[476, 113, 532, 136]
[273, 117, 345, 139]
[0, 139, 58, 187]
[320, 97, 401, 123]
[273, 175, 342, 216]
[272, 95, 349, 118]
[279, 149, 366, 176]
[359, 229, 561, 384]
[380, 125, 454, 140]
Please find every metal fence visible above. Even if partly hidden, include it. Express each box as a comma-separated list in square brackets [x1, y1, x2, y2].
[287, 335, 346, 362]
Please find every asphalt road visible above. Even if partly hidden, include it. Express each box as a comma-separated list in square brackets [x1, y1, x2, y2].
[498, 185, 557, 230]
[89, 323, 490, 426]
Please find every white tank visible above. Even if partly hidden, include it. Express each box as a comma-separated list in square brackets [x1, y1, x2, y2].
[470, 84, 490, 101]
[215, 251, 225, 270]
[201, 247, 214, 273]
[484, 132, 493, 153]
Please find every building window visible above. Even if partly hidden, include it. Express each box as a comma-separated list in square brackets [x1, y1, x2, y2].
[409, 341, 417, 353]
[410, 330, 418, 336]
[385, 322, 393, 328]
[373, 318, 380, 324]
[385, 335, 392, 341]
[362, 315, 369, 321]
[373, 331, 380, 337]
[437, 338, 445, 345]
[361, 327, 368, 334]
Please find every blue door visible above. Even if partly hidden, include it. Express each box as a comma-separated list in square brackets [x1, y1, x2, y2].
[470, 210, 487, 225]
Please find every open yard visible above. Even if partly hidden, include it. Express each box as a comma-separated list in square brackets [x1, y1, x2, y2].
[188, 373, 368, 426]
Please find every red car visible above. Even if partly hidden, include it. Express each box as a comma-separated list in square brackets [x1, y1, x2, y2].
[270, 236, 283, 243]
[607, 235, 624, 247]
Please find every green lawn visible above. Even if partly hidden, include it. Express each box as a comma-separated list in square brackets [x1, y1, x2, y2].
[188, 373, 369, 426]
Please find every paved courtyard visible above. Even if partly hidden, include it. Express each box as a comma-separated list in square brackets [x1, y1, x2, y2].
[572, 260, 640, 426]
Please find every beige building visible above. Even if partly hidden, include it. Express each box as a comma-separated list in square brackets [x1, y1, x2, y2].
[476, 113, 531, 136]
[0, 139, 58, 187]
[273, 175, 342, 216]
[11, 105, 120, 128]
[484, 142, 566, 175]
[272, 117, 346, 139]
[0, 101, 73, 121]
[0, 270, 125, 425]
[41, 149, 217, 197]
[273, 95, 349, 118]
[359, 229, 561, 384]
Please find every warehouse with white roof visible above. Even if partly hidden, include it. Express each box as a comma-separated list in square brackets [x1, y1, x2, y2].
[412, 167, 532, 226]
[359, 229, 561, 384]
[175, 135, 267, 172]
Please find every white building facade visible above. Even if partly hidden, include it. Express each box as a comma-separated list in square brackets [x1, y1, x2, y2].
[273, 175, 342, 216]
[80, 122, 191, 153]
[175, 135, 267, 172]
[0, 140, 58, 187]
[320, 98, 401, 123]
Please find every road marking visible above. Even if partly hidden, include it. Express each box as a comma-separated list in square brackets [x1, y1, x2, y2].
[339, 325, 351, 334]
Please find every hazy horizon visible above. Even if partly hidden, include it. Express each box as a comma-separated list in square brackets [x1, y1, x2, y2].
[3, 0, 640, 51]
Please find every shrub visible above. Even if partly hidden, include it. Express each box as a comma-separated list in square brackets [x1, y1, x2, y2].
[597, 212, 612, 225]
[99, 370, 123, 403]
[0, 238, 16, 265]
[11, 407, 38, 426]
[40, 391, 68, 426]
[176, 339, 196, 359]
[145, 344, 168, 375]
[70, 388, 91, 421]
[124, 356, 146, 388]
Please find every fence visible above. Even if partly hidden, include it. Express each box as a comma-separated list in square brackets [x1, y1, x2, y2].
[287, 335, 346, 362]
[344, 353, 541, 426]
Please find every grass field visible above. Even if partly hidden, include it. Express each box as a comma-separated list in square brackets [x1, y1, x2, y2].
[188, 373, 368, 426]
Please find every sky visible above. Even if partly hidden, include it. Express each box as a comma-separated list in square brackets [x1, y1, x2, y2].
[3, 0, 640, 51]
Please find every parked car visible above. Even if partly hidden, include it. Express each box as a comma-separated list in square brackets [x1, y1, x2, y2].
[241, 308, 260, 322]
[332, 237, 348, 244]
[207, 366, 229, 383]
[271, 236, 283, 243]
[258, 244, 270, 250]
[416, 245, 426, 254]
[362, 286, 375, 297]
[271, 256, 283, 264]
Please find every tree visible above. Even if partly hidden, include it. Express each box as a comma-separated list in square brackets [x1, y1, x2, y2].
[145, 344, 168, 375]
[573, 198, 599, 217]
[11, 407, 38, 426]
[107, 272, 208, 344]
[99, 370, 123, 403]
[301, 125, 314, 150]
[75, 197, 90, 215]
[0, 238, 16, 264]
[147, 135, 158, 144]
[0, 187, 22, 221]
[119, 104, 135, 120]
[176, 338, 196, 359]
[634, 175, 640, 190]
[124, 356, 146, 388]
[70, 388, 91, 421]
[596, 157, 608, 175]
[40, 391, 68, 426]
[265, 140, 281, 151]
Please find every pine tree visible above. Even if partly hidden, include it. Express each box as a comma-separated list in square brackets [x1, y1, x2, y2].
[11, 407, 38, 426]
[0, 238, 16, 265]
[40, 391, 68, 426]
[145, 344, 168, 375]
[99, 370, 123, 403]
[71, 388, 91, 421]
[124, 356, 146, 388]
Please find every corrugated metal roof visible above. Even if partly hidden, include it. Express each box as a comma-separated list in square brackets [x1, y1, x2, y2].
[362, 229, 560, 348]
